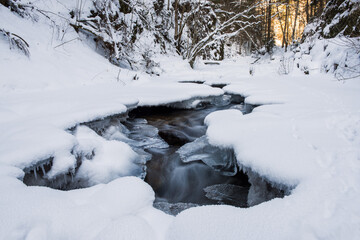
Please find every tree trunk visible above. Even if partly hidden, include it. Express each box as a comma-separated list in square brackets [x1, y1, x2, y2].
[266, 0, 272, 52]
[284, 2, 289, 51]
[276, 4, 286, 48]
[291, 0, 300, 42]
[319, 0, 324, 14]
[306, 0, 310, 23]
[0, 0, 10, 7]
[176, 9, 184, 52]
[174, 0, 178, 40]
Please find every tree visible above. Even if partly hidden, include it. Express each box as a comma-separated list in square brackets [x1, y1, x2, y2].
[183, 0, 264, 67]
[266, 0, 273, 52]
[273, 0, 327, 50]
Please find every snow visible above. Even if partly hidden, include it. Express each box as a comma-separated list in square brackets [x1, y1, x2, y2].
[1, 1, 360, 240]
[74, 125, 142, 186]
[0, 175, 171, 240]
[0, 4, 220, 238]
[167, 69, 360, 239]
[0, 82, 222, 168]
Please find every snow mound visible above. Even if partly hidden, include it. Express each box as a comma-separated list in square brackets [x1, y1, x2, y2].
[166, 73, 360, 240]
[74, 126, 143, 187]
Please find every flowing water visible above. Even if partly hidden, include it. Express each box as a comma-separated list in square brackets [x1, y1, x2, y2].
[23, 94, 285, 215]
[127, 95, 252, 214]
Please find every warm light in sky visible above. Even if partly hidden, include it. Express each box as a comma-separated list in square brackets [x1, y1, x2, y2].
[272, 0, 308, 46]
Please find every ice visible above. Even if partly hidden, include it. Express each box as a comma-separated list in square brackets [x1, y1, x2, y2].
[177, 136, 237, 176]
[109, 118, 169, 163]
[103, 123, 131, 142]
[164, 94, 232, 110]
[246, 171, 285, 207]
[186, 95, 231, 109]
[204, 183, 248, 207]
[85, 117, 168, 167]
[166, 97, 212, 110]
[89, 117, 169, 150]
[154, 202, 199, 216]
[124, 118, 169, 150]
[213, 94, 232, 107]
[40, 164, 46, 176]
[229, 104, 245, 111]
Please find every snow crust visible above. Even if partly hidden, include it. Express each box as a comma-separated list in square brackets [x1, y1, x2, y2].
[0, 4, 219, 239]
[167, 67, 360, 240]
[0, 4, 222, 170]
[1, 1, 360, 240]
[0, 175, 171, 240]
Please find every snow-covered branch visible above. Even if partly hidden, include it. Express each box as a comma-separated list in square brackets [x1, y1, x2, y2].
[185, 1, 264, 67]
[0, 28, 30, 56]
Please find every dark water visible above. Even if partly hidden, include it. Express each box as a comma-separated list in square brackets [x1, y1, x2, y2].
[23, 94, 285, 215]
[128, 96, 251, 214]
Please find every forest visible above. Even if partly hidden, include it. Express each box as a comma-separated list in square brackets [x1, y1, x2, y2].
[2, 0, 359, 70]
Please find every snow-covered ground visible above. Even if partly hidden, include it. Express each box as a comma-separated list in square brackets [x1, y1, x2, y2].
[169, 71, 360, 240]
[1, 2, 360, 240]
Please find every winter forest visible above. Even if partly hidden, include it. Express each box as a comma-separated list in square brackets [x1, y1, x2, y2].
[1, 0, 360, 239]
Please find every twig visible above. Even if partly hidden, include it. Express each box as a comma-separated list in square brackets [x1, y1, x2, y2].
[117, 68, 121, 81]
[116, 68, 126, 85]
[251, 57, 261, 64]
[53, 37, 81, 49]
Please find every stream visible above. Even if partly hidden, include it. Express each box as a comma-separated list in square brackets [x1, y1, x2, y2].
[128, 95, 251, 214]
[23, 94, 285, 215]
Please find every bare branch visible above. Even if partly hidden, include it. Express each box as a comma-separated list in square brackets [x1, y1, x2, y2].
[0, 28, 30, 57]
[186, 1, 264, 67]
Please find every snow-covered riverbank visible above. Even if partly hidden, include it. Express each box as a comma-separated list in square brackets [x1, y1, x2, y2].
[169, 72, 360, 240]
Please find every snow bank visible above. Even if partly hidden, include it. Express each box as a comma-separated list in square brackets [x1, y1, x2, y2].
[167, 72, 360, 239]
[74, 126, 141, 186]
[0, 175, 172, 239]
[0, 3, 222, 169]
[0, 3, 220, 239]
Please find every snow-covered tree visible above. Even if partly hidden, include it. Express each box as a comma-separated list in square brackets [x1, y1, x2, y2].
[301, 0, 360, 79]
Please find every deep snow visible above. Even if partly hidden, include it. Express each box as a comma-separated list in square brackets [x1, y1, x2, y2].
[1, 2, 360, 240]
